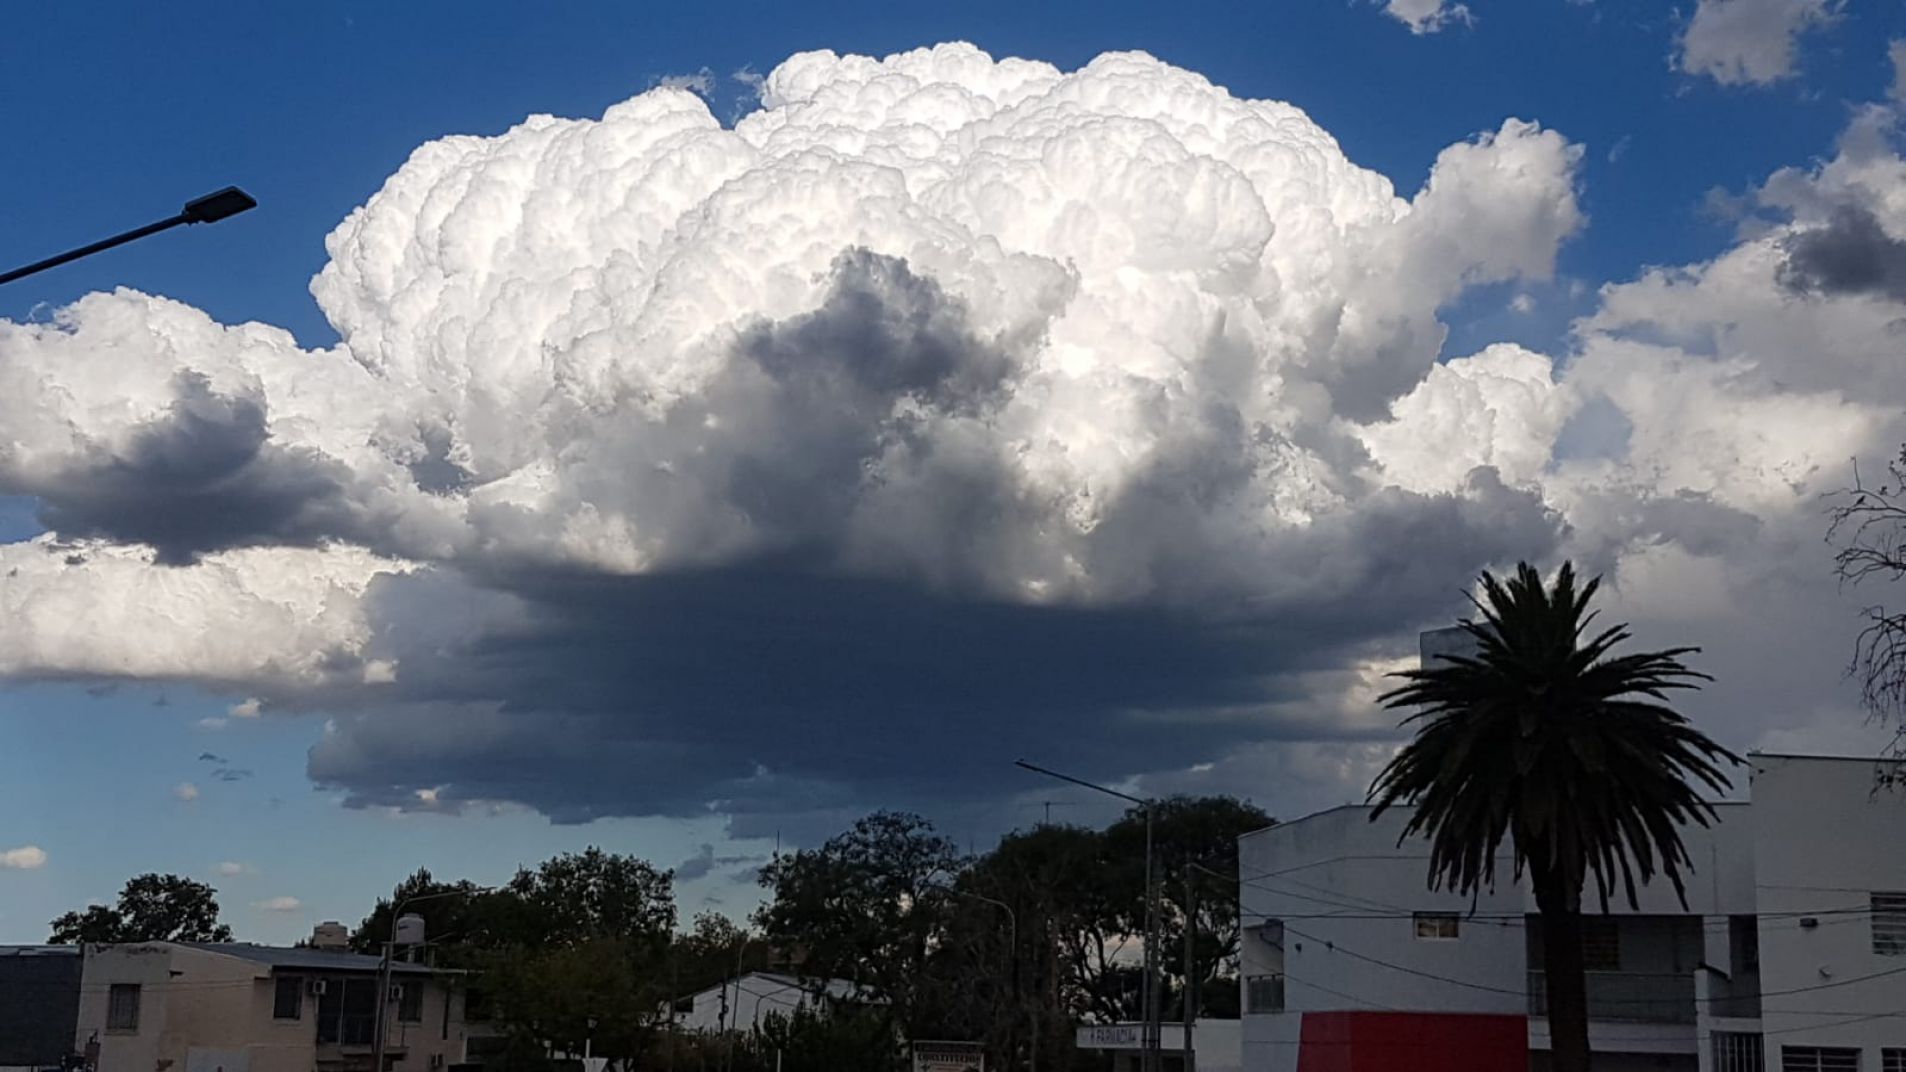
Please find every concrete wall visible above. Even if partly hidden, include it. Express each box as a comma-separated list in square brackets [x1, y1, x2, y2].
[1751, 754, 1906, 1069]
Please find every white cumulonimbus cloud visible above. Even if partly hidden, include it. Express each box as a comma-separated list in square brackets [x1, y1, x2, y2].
[0, 42, 1895, 824]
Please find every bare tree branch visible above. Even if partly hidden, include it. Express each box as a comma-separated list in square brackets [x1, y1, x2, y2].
[1826, 448, 1906, 758]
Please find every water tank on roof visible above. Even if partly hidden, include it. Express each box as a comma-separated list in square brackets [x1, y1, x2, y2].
[394, 913, 427, 946]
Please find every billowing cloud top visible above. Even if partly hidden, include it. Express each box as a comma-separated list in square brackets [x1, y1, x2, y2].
[0, 43, 1892, 829]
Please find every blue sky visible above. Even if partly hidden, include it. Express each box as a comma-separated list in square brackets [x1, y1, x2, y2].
[2, 0, 1901, 943]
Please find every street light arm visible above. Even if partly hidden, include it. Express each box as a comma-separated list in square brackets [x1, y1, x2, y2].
[0, 187, 255, 287]
[1013, 759, 1149, 807]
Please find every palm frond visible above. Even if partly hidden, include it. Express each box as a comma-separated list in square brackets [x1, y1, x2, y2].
[1368, 560, 1741, 909]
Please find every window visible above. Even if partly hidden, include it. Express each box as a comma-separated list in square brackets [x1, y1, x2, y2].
[672, 996, 695, 1015]
[106, 984, 141, 1032]
[1413, 912, 1459, 940]
[1581, 916, 1620, 972]
[274, 976, 303, 1020]
[398, 981, 424, 1023]
[1244, 973, 1284, 1013]
[1882, 1049, 1905, 1072]
[1873, 892, 1906, 956]
[1712, 1031, 1764, 1072]
[1782, 1046, 1861, 1072]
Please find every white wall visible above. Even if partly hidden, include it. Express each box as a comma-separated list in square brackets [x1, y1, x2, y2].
[1237, 806, 1529, 1018]
[1751, 754, 1906, 1067]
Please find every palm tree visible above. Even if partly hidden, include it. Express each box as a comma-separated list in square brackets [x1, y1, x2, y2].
[1368, 562, 1737, 1072]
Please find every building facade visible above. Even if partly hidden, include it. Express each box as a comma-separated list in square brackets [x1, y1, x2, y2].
[1236, 754, 1906, 1072]
[667, 972, 866, 1034]
[72, 942, 474, 1072]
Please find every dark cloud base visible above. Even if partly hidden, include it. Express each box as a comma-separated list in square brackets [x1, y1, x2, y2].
[308, 471, 1560, 834]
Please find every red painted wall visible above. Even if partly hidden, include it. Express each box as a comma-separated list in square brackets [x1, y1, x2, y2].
[1295, 1011, 1528, 1072]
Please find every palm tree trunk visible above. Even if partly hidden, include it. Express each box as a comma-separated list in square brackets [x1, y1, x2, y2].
[1535, 876, 1592, 1072]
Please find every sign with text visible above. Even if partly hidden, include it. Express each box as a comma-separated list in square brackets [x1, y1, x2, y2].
[1077, 1024, 1143, 1048]
[911, 1040, 985, 1072]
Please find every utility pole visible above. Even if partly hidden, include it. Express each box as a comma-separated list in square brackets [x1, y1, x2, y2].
[373, 887, 492, 1072]
[1134, 798, 1162, 1072]
[1181, 870, 1196, 1072]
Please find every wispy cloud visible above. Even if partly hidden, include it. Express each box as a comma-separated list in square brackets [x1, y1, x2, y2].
[216, 861, 252, 877]
[256, 896, 302, 912]
[0, 845, 47, 870]
[174, 782, 200, 802]
[1379, 0, 1475, 34]
[652, 68, 715, 96]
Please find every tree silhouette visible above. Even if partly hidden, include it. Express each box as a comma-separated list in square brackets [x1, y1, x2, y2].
[1369, 562, 1735, 1072]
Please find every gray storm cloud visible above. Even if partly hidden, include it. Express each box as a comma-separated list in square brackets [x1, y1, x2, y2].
[0, 42, 1892, 827]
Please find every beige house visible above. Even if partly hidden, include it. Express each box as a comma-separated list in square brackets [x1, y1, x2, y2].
[75, 942, 478, 1072]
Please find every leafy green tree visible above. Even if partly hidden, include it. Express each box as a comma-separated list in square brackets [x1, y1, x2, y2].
[1368, 562, 1737, 1072]
[351, 868, 508, 956]
[49, 873, 234, 943]
[756, 812, 964, 1035]
[510, 847, 677, 950]
[482, 937, 669, 1068]
[964, 822, 1106, 1069]
[352, 850, 677, 1071]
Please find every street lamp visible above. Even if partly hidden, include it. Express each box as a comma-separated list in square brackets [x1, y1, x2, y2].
[0, 186, 257, 287]
[372, 885, 493, 1072]
[1014, 759, 1159, 1072]
[941, 886, 1036, 1072]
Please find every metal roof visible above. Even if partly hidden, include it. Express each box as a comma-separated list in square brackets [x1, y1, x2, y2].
[185, 943, 442, 975]
[0, 945, 79, 958]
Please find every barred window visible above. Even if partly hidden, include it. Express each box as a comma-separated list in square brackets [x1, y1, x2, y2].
[1881, 1049, 1905, 1072]
[1782, 1046, 1861, 1072]
[1245, 973, 1284, 1013]
[1581, 916, 1620, 971]
[1873, 892, 1906, 956]
[1712, 1031, 1763, 1072]
[273, 975, 302, 1020]
[1413, 912, 1459, 940]
[106, 984, 141, 1032]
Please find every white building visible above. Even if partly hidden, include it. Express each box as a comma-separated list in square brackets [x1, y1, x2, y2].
[1236, 753, 1906, 1072]
[667, 972, 867, 1034]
